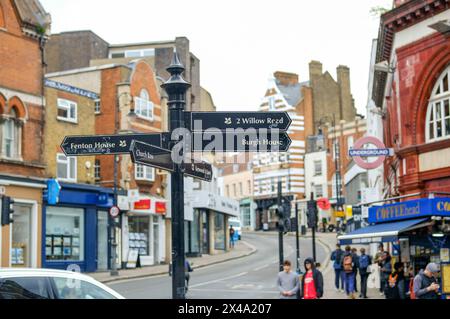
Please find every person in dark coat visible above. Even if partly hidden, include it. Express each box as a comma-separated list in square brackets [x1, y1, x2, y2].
[358, 247, 372, 299]
[413, 263, 440, 299]
[300, 258, 324, 299]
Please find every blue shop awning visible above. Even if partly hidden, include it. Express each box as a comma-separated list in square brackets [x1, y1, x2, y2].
[338, 218, 431, 245]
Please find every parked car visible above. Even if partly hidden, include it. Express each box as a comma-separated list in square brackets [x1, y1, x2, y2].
[229, 218, 242, 240]
[0, 268, 124, 299]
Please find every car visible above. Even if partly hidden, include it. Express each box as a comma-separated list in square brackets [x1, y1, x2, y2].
[0, 268, 125, 299]
[229, 218, 242, 240]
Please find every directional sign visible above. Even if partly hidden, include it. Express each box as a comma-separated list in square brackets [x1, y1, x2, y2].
[182, 161, 213, 182]
[186, 112, 292, 132]
[129, 140, 175, 172]
[190, 131, 292, 152]
[61, 134, 168, 156]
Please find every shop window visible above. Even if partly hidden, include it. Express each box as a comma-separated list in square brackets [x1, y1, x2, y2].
[426, 66, 450, 142]
[214, 214, 226, 251]
[45, 207, 85, 262]
[134, 89, 154, 121]
[135, 164, 154, 182]
[57, 153, 77, 182]
[57, 98, 77, 123]
[128, 216, 150, 256]
[1, 108, 22, 160]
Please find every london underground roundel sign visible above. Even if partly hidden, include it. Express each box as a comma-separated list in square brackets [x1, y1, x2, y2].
[349, 136, 393, 170]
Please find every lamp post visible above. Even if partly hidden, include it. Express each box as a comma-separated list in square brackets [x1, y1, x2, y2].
[161, 51, 191, 299]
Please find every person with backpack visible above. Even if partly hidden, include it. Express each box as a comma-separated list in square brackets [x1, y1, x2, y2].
[330, 244, 345, 292]
[380, 251, 392, 296]
[300, 258, 324, 299]
[358, 247, 372, 299]
[413, 263, 440, 300]
[384, 262, 405, 299]
[341, 246, 357, 299]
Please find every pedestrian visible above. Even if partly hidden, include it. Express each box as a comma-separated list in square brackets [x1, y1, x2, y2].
[331, 243, 345, 292]
[351, 248, 359, 294]
[185, 258, 193, 292]
[413, 262, 440, 300]
[375, 243, 385, 295]
[341, 245, 357, 299]
[380, 251, 392, 297]
[300, 258, 324, 299]
[277, 260, 300, 299]
[384, 262, 405, 299]
[322, 218, 327, 233]
[358, 247, 372, 299]
[229, 226, 235, 248]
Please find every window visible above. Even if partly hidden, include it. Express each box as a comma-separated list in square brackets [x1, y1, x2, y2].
[239, 182, 243, 196]
[315, 184, 324, 198]
[233, 164, 239, 173]
[247, 180, 251, 194]
[268, 96, 276, 110]
[314, 160, 322, 176]
[1, 108, 21, 159]
[111, 52, 125, 58]
[233, 184, 237, 197]
[53, 277, 116, 299]
[94, 160, 101, 180]
[124, 49, 155, 58]
[134, 89, 154, 121]
[426, 66, 450, 142]
[57, 99, 77, 123]
[94, 99, 101, 114]
[57, 153, 77, 182]
[135, 164, 155, 181]
[0, 277, 52, 299]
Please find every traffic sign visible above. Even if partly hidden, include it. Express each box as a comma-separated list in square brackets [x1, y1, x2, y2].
[109, 206, 120, 218]
[350, 136, 393, 170]
[190, 131, 292, 152]
[129, 140, 175, 172]
[182, 161, 213, 182]
[61, 133, 168, 156]
[186, 111, 292, 132]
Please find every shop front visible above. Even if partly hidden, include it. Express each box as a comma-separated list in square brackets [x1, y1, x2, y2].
[338, 197, 450, 298]
[122, 196, 166, 268]
[0, 175, 46, 269]
[42, 182, 116, 273]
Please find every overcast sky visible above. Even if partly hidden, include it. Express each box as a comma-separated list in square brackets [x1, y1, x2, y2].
[40, 0, 393, 114]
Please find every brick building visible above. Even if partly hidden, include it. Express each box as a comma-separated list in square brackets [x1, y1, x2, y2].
[372, 0, 450, 198]
[0, 0, 50, 268]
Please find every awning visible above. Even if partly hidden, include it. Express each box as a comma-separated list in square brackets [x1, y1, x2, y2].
[338, 218, 431, 245]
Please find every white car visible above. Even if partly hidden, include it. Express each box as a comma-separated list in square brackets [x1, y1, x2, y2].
[229, 219, 242, 240]
[0, 268, 124, 299]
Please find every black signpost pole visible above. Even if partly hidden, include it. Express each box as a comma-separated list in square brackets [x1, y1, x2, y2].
[162, 52, 191, 300]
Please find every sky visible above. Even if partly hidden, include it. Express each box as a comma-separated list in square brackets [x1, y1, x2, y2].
[40, 0, 393, 115]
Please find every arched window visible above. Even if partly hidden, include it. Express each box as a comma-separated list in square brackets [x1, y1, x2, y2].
[134, 89, 154, 120]
[0, 3, 5, 29]
[1, 108, 22, 159]
[426, 65, 450, 142]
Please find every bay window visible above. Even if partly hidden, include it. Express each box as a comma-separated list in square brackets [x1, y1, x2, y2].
[135, 164, 155, 181]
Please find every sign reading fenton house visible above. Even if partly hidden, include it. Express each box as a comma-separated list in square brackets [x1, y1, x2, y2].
[369, 198, 450, 223]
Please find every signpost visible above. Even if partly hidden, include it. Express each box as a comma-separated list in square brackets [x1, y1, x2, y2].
[61, 51, 292, 300]
[191, 131, 292, 152]
[129, 140, 175, 173]
[186, 111, 292, 131]
[61, 134, 167, 156]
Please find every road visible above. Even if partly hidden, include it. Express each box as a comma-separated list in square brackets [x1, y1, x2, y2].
[108, 232, 327, 299]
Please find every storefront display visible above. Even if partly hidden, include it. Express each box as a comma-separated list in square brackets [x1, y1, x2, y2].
[214, 213, 226, 251]
[128, 216, 151, 258]
[45, 207, 84, 261]
[11, 204, 33, 267]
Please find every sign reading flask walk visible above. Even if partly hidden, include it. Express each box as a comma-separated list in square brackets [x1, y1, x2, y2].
[186, 111, 292, 132]
[129, 140, 175, 172]
[61, 134, 167, 156]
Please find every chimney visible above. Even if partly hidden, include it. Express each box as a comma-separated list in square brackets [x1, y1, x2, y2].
[309, 60, 323, 83]
[393, 0, 410, 8]
[274, 71, 299, 86]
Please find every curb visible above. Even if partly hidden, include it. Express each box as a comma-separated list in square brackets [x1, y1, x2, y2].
[96, 241, 257, 284]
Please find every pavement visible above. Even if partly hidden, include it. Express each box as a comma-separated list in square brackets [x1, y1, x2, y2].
[88, 240, 256, 284]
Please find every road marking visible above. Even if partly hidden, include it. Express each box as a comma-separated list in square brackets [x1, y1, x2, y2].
[190, 272, 248, 288]
[190, 288, 278, 294]
[254, 264, 270, 271]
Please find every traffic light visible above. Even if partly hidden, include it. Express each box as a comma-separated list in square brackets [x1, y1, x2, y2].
[1, 196, 15, 226]
[307, 199, 318, 229]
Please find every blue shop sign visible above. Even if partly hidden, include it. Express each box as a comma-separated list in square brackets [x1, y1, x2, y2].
[369, 198, 450, 224]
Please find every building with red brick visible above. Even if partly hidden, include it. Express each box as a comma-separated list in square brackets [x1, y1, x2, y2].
[0, 0, 50, 268]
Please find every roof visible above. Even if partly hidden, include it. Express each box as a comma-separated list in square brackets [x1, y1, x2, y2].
[276, 80, 309, 107]
[13, 0, 51, 29]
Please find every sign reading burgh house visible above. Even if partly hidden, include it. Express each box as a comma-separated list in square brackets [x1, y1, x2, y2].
[369, 198, 450, 224]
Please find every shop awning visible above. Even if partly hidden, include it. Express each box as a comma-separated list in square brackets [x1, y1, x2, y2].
[338, 218, 430, 245]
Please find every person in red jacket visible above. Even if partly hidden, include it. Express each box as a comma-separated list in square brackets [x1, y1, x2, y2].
[300, 258, 324, 299]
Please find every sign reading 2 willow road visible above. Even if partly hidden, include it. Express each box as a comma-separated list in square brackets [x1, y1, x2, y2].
[61, 134, 167, 156]
[186, 112, 292, 131]
[129, 140, 175, 172]
[190, 131, 292, 152]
